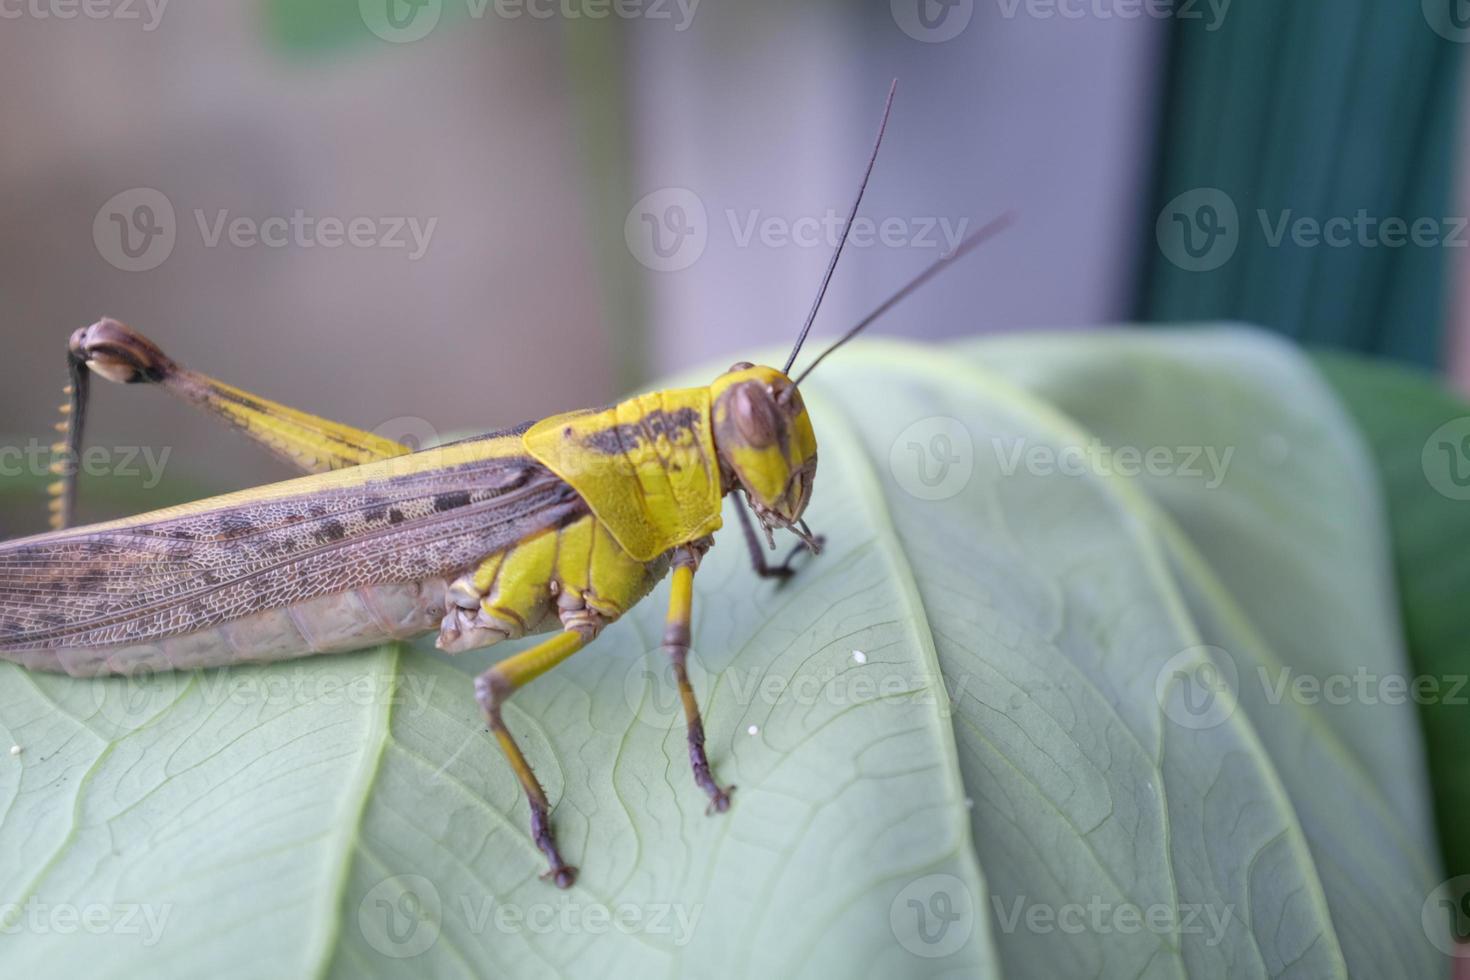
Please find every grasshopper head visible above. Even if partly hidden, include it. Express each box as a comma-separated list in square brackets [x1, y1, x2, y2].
[709, 362, 818, 540]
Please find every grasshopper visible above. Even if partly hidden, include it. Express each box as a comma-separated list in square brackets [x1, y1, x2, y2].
[0, 86, 1009, 886]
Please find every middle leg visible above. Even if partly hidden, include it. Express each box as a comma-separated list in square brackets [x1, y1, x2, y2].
[664, 545, 734, 813]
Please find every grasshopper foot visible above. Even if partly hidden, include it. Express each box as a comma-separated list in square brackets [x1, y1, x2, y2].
[771, 536, 824, 588]
[705, 784, 736, 816]
[541, 865, 578, 890]
[529, 802, 577, 888]
[686, 718, 735, 815]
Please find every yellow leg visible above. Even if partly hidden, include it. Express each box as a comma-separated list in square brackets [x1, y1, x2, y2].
[665, 549, 734, 813]
[474, 629, 591, 888]
[68, 318, 409, 472]
[55, 318, 411, 529]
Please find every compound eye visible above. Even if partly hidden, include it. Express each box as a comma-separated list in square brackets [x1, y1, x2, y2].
[726, 360, 755, 374]
[732, 383, 779, 448]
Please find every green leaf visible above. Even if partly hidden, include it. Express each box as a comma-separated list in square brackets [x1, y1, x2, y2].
[1312, 351, 1470, 881]
[0, 329, 1446, 976]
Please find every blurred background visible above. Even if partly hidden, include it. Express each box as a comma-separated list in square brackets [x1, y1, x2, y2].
[0, 0, 1464, 533]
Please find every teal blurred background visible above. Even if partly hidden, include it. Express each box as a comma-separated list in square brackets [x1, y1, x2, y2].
[0, 0, 1465, 535]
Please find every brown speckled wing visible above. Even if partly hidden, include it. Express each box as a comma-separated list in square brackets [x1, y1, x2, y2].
[0, 453, 586, 651]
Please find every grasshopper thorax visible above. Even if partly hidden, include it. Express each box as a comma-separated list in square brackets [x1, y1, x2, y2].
[708, 362, 817, 537]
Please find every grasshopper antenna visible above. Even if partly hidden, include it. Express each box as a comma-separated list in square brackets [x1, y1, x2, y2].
[793, 211, 1017, 385]
[781, 79, 897, 376]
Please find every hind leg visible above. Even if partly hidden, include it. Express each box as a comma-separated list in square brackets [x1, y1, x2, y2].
[53, 318, 411, 528]
[474, 625, 597, 888]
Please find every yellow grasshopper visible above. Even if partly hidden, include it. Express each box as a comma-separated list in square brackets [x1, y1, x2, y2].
[0, 87, 1010, 886]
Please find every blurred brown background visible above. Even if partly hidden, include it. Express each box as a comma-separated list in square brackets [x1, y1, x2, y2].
[0, 2, 1161, 529]
[0, 0, 1463, 535]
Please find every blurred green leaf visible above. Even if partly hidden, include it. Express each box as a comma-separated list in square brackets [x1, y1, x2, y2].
[1313, 351, 1470, 881]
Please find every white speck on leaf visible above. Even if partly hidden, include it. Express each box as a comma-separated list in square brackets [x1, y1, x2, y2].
[852, 650, 867, 664]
